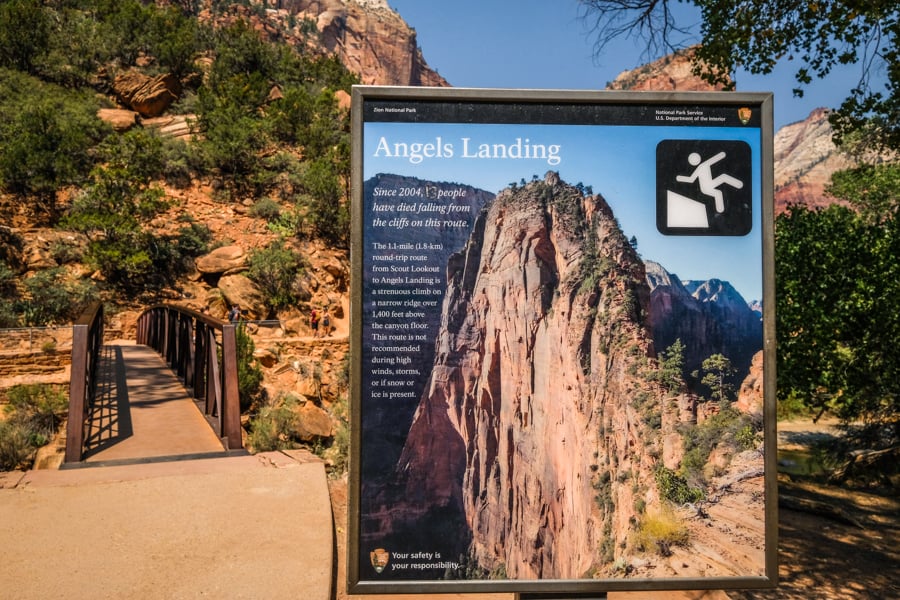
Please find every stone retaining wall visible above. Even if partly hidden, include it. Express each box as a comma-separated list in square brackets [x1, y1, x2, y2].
[0, 351, 71, 377]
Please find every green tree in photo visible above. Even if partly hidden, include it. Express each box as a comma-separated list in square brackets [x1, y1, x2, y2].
[694, 353, 736, 404]
[147, 5, 205, 80]
[654, 338, 687, 394]
[0, 0, 50, 73]
[776, 205, 900, 446]
[302, 155, 349, 247]
[60, 129, 200, 293]
[247, 239, 306, 312]
[827, 162, 900, 225]
[0, 72, 109, 219]
[208, 19, 279, 90]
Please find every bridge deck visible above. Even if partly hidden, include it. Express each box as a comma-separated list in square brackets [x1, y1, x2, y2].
[82, 341, 226, 463]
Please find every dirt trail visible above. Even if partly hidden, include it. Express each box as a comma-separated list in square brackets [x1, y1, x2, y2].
[730, 419, 900, 599]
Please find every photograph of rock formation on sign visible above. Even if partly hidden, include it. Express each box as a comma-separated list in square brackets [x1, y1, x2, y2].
[354, 94, 771, 588]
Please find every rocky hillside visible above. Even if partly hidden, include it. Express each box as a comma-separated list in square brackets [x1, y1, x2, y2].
[773, 107, 855, 212]
[0, 0, 447, 463]
[1, 0, 443, 326]
[607, 47, 731, 92]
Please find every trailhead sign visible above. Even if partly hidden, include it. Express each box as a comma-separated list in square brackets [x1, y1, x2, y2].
[349, 87, 776, 595]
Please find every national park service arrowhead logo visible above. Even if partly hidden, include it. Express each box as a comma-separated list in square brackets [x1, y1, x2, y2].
[370, 548, 389, 573]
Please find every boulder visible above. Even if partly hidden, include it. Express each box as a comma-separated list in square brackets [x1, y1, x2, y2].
[320, 256, 347, 289]
[204, 288, 228, 319]
[335, 89, 351, 111]
[195, 245, 246, 274]
[22, 231, 89, 271]
[24, 247, 57, 270]
[97, 108, 140, 132]
[292, 402, 333, 441]
[217, 274, 267, 320]
[295, 374, 320, 400]
[254, 348, 278, 369]
[112, 70, 181, 118]
[142, 114, 195, 140]
[291, 271, 316, 302]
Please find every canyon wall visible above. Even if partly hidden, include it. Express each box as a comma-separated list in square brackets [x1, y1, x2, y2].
[646, 261, 762, 390]
[380, 173, 673, 578]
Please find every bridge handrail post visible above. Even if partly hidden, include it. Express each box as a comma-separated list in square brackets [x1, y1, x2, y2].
[65, 301, 104, 463]
[220, 323, 242, 450]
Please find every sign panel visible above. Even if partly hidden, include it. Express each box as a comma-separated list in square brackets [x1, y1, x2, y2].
[349, 87, 776, 595]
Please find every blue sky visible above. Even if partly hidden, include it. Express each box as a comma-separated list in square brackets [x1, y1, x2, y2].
[387, 0, 873, 131]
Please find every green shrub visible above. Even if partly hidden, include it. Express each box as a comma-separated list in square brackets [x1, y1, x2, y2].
[247, 240, 306, 311]
[320, 394, 349, 475]
[0, 260, 17, 297]
[0, 421, 33, 471]
[777, 390, 812, 420]
[655, 465, 704, 505]
[50, 240, 83, 264]
[146, 4, 205, 80]
[678, 405, 757, 483]
[0, 70, 108, 217]
[160, 137, 201, 187]
[18, 267, 97, 326]
[6, 383, 68, 441]
[0, 383, 67, 470]
[235, 324, 263, 412]
[248, 399, 297, 452]
[0, 303, 17, 328]
[302, 156, 349, 247]
[84, 232, 172, 294]
[267, 207, 305, 237]
[0, 1, 51, 72]
[268, 86, 315, 144]
[197, 90, 268, 186]
[634, 498, 647, 514]
[249, 197, 282, 221]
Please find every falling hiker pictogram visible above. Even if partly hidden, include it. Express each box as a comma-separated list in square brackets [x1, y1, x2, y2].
[676, 151, 744, 213]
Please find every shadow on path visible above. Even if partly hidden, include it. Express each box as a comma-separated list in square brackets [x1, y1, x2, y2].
[83, 345, 132, 458]
[80, 342, 226, 463]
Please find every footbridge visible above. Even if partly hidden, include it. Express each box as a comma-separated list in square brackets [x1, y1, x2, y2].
[64, 303, 243, 465]
[0, 303, 334, 599]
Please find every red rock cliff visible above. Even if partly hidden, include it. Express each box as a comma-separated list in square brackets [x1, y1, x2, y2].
[392, 173, 672, 578]
[266, 0, 448, 86]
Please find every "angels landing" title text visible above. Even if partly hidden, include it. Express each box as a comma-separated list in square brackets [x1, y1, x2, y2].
[373, 136, 562, 165]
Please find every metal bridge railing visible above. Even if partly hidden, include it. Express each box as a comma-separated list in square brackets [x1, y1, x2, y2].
[65, 302, 104, 463]
[136, 304, 243, 451]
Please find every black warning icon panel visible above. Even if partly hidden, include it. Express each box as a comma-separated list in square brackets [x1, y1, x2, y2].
[656, 139, 752, 236]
